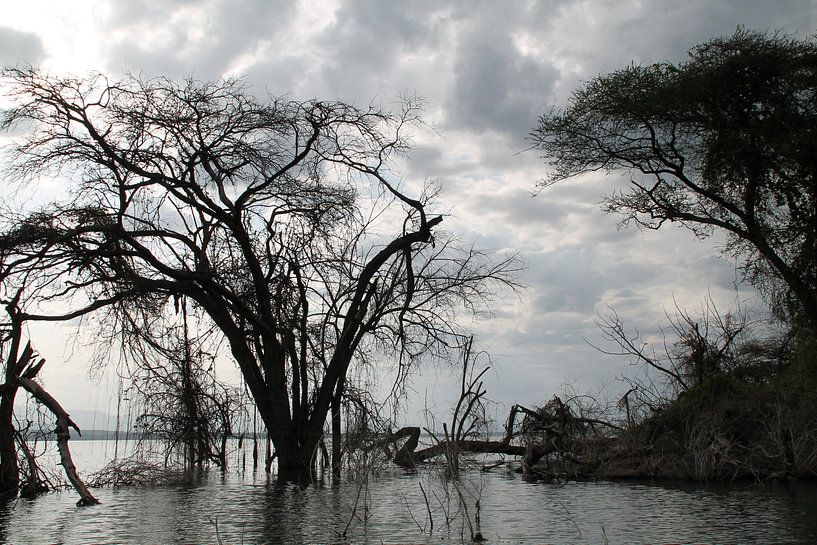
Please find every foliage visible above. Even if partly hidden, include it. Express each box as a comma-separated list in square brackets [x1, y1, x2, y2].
[603, 321, 817, 481]
[586, 292, 817, 481]
[533, 28, 817, 330]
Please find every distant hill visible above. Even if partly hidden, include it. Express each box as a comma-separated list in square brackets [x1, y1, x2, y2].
[27, 408, 141, 440]
[66, 409, 128, 433]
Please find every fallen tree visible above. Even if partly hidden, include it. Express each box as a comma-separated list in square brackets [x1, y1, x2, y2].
[385, 399, 622, 479]
[378, 342, 623, 479]
[15, 374, 99, 506]
[0, 299, 98, 504]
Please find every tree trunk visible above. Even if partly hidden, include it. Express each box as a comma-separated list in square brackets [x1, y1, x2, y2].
[0, 311, 25, 498]
[267, 426, 315, 481]
[331, 377, 344, 479]
[0, 389, 19, 497]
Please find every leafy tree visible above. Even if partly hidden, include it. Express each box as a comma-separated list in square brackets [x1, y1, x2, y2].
[0, 69, 520, 477]
[532, 29, 817, 331]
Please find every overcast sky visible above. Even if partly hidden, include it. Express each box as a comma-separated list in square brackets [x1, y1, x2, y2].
[2, 1, 815, 425]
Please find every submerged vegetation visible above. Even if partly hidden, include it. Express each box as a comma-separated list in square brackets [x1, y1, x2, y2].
[504, 306, 817, 483]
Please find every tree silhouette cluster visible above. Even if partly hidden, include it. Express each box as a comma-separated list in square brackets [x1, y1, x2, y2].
[0, 70, 520, 476]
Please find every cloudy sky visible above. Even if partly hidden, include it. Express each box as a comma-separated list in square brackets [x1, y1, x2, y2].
[2, 0, 815, 424]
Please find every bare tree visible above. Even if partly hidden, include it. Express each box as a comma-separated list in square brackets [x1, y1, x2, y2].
[0, 69, 521, 477]
[116, 297, 246, 470]
[590, 296, 753, 419]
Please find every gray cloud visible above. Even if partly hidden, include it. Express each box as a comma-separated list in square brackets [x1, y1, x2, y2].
[320, 0, 446, 67]
[101, 0, 297, 79]
[310, 0, 452, 101]
[6, 0, 810, 414]
[0, 27, 45, 67]
[446, 27, 559, 136]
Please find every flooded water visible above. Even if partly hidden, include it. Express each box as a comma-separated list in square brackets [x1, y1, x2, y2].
[1, 440, 816, 544]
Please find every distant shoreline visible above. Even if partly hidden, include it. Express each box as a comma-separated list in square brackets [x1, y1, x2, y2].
[37, 430, 274, 441]
[36, 430, 144, 441]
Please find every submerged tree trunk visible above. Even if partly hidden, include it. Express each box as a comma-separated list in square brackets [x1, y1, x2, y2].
[0, 305, 24, 497]
[331, 377, 345, 479]
[0, 390, 19, 497]
[0, 321, 35, 498]
[273, 436, 315, 481]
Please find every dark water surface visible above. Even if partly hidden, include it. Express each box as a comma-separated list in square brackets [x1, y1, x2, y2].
[1, 441, 816, 544]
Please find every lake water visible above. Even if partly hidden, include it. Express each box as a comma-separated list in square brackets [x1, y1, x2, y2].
[1, 440, 816, 544]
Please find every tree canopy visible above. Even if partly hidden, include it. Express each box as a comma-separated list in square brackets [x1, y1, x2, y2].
[532, 29, 817, 331]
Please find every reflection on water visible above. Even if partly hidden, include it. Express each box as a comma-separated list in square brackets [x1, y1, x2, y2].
[0, 440, 816, 544]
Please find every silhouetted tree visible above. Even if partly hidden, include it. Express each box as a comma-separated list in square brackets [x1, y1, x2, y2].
[121, 297, 244, 470]
[0, 69, 520, 476]
[532, 29, 817, 332]
[591, 297, 750, 419]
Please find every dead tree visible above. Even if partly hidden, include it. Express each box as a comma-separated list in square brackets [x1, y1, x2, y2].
[15, 376, 99, 505]
[590, 296, 753, 420]
[0, 300, 98, 504]
[386, 404, 559, 475]
[384, 341, 562, 473]
[0, 69, 521, 478]
[384, 344, 623, 479]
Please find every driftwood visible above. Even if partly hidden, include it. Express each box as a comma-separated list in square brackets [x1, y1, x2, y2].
[389, 430, 557, 472]
[387, 426, 421, 466]
[384, 400, 623, 477]
[383, 353, 565, 472]
[386, 404, 561, 472]
[409, 436, 556, 466]
[380, 343, 623, 480]
[16, 376, 99, 506]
